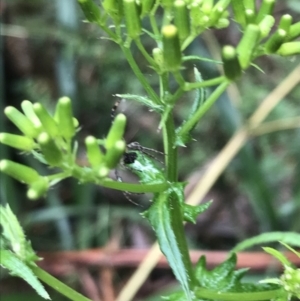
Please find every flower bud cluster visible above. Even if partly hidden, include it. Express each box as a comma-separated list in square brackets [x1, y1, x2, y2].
[0, 98, 127, 200]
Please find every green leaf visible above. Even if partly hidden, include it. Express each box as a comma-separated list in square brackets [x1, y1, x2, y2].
[0, 204, 27, 259]
[0, 249, 50, 299]
[115, 94, 163, 112]
[262, 247, 291, 267]
[176, 67, 206, 145]
[195, 253, 278, 293]
[0, 204, 40, 263]
[231, 232, 300, 253]
[183, 201, 212, 224]
[143, 189, 195, 301]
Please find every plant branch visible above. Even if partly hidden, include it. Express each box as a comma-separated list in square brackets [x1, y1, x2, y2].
[178, 80, 230, 139]
[31, 265, 92, 301]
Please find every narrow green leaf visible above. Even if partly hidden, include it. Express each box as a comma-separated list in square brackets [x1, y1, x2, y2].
[143, 189, 195, 301]
[231, 232, 300, 253]
[0, 249, 50, 299]
[115, 94, 163, 112]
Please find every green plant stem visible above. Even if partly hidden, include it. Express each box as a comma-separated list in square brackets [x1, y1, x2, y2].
[101, 179, 168, 193]
[31, 265, 92, 301]
[184, 76, 226, 90]
[178, 80, 230, 138]
[163, 113, 178, 181]
[120, 45, 161, 104]
[195, 288, 281, 301]
[134, 38, 158, 68]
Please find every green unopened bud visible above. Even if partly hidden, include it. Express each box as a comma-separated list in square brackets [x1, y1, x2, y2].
[152, 48, 164, 69]
[276, 42, 300, 56]
[174, 0, 190, 42]
[245, 9, 255, 24]
[103, 0, 123, 24]
[190, 2, 209, 29]
[243, 0, 256, 11]
[209, 6, 225, 25]
[27, 177, 49, 200]
[255, 0, 275, 24]
[0, 159, 40, 184]
[265, 29, 287, 53]
[140, 0, 155, 17]
[162, 25, 182, 71]
[33, 103, 59, 137]
[215, 17, 230, 29]
[222, 46, 242, 80]
[21, 100, 42, 129]
[286, 22, 300, 41]
[105, 113, 127, 149]
[258, 14, 275, 38]
[98, 166, 110, 178]
[105, 140, 126, 169]
[0, 133, 35, 151]
[279, 14, 292, 32]
[123, 0, 141, 39]
[4, 106, 38, 138]
[55, 97, 75, 139]
[38, 133, 63, 166]
[237, 24, 260, 69]
[202, 0, 213, 14]
[231, 0, 246, 27]
[78, 0, 101, 23]
[85, 136, 105, 167]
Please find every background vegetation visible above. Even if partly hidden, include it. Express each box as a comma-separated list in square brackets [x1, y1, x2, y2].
[1, 0, 300, 300]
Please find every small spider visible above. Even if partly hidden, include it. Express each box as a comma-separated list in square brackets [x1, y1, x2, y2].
[111, 100, 164, 205]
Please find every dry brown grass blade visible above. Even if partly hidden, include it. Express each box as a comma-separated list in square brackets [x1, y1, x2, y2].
[116, 64, 300, 301]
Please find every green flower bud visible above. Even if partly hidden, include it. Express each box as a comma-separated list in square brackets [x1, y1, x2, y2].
[123, 0, 141, 39]
[0, 159, 40, 184]
[265, 29, 287, 54]
[258, 14, 275, 38]
[174, 0, 190, 42]
[38, 132, 63, 166]
[243, 0, 256, 11]
[215, 17, 230, 29]
[162, 25, 182, 71]
[279, 14, 292, 32]
[231, 0, 246, 27]
[152, 48, 164, 70]
[276, 42, 300, 56]
[4, 106, 39, 138]
[202, 0, 214, 14]
[55, 97, 75, 139]
[33, 103, 59, 137]
[140, 0, 155, 18]
[209, 6, 225, 25]
[27, 177, 49, 200]
[21, 100, 42, 129]
[286, 22, 300, 41]
[245, 9, 255, 24]
[190, 2, 206, 32]
[78, 0, 101, 23]
[105, 113, 127, 150]
[237, 24, 260, 69]
[103, 0, 123, 24]
[222, 45, 242, 80]
[105, 140, 126, 169]
[0, 133, 35, 151]
[255, 0, 275, 24]
[98, 166, 110, 178]
[85, 136, 105, 167]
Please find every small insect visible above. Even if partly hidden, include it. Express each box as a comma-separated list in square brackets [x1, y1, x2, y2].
[111, 100, 165, 205]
